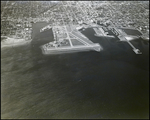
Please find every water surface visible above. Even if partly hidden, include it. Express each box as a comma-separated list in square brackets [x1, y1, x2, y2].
[1, 23, 149, 119]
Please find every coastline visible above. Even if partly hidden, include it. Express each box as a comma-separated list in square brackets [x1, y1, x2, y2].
[1, 38, 32, 48]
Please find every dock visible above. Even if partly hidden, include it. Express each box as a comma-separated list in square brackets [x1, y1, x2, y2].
[40, 25, 52, 32]
[93, 27, 115, 38]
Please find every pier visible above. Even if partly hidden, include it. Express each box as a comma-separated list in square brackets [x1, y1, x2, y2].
[109, 27, 143, 54]
[126, 39, 142, 54]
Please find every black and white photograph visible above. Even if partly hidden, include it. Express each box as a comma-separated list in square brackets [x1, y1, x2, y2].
[1, 1, 149, 119]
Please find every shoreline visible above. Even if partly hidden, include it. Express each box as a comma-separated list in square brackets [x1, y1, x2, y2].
[1, 38, 32, 48]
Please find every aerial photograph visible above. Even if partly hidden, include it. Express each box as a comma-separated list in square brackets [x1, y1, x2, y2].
[1, 1, 149, 119]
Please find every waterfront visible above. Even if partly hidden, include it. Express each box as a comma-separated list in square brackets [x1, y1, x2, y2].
[1, 23, 149, 119]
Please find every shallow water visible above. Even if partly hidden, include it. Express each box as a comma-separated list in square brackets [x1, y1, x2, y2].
[1, 23, 149, 119]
